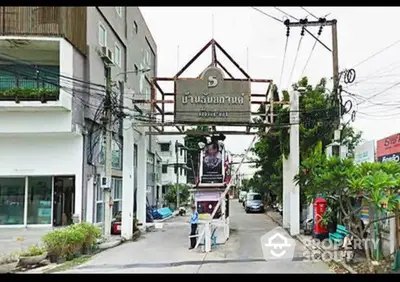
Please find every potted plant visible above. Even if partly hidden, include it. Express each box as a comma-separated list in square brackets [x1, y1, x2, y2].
[0, 87, 59, 103]
[18, 245, 47, 267]
[42, 229, 66, 263]
[73, 222, 101, 254]
[0, 253, 19, 273]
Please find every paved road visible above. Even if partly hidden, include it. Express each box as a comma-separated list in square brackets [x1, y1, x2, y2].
[65, 201, 332, 273]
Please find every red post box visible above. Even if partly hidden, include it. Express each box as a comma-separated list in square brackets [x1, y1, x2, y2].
[313, 197, 328, 239]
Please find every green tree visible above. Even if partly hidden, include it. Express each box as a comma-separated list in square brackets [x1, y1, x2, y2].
[251, 77, 362, 206]
[164, 184, 190, 208]
[184, 126, 209, 184]
[296, 147, 400, 269]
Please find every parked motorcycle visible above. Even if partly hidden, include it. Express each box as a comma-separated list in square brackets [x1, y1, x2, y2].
[178, 207, 186, 216]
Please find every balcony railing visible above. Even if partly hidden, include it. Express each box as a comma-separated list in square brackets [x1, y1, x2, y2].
[0, 64, 60, 102]
[0, 7, 87, 54]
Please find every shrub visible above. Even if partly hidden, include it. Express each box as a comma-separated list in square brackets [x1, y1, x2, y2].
[20, 245, 46, 257]
[42, 222, 100, 261]
[42, 229, 66, 259]
[0, 252, 19, 266]
[73, 222, 102, 252]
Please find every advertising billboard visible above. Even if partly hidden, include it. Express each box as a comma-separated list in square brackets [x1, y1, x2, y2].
[200, 142, 225, 184]
[378, 152, 400, 163]
[175, 66, 251, 124]
[354, 140, 375, 164]
[376, 133, 400, 158]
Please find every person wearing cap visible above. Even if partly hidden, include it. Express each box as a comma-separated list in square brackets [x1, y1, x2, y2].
[189, 204, 199, 250]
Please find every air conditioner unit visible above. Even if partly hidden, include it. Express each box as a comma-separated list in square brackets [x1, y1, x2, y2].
[100, 46, 114, 65]
[100, 175, 111, 189]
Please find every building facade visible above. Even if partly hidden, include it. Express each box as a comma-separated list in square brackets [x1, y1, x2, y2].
[158, 136, 187, 197]
[354, 140, 376, 164]
[0, 7, 159, 228]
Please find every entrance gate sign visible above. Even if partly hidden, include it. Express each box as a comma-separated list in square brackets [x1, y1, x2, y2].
[174, 67, 251, 124]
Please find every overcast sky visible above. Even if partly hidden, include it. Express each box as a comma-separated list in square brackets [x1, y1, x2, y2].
[141, 6, 400, 176]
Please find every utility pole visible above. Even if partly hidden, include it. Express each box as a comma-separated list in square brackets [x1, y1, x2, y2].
[103, 66, 113, 238]
[289, 90, 300, 236]
[175, 140, 180, 209]
[284, 18, 341, 156]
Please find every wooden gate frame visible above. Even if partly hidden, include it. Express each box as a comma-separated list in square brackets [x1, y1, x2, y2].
[135, 39, 277, 136]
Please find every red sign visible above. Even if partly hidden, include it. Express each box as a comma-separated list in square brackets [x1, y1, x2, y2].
[377, 133, 400, 158]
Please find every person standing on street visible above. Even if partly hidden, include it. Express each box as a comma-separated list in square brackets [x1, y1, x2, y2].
[189, 204, 199, 250]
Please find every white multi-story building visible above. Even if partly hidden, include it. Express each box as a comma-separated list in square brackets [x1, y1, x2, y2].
[157, 136, 187, 195]
[0, 7, 160, 233]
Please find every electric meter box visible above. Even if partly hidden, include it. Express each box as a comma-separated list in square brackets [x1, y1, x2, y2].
[100, 175, 111, 189]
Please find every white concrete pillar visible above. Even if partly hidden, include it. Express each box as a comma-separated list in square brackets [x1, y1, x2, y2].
[389, 216, 396, 256]
[157, 185, 162, 207]
[226, 217, 230, 240]
[136, 133, 147, 227]
[289, 90, 300, 236]
[204, 222, 211, 252]
[86, 176, 94, 223]
[282, 155, 290, 229]
[121, 119, 134, 240]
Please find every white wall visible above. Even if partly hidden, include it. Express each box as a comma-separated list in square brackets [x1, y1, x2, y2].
[0, 134, 84, 221]
[158, 136, 187, 185]
[59, 38, 74, 111]
[0, 112, 72, 134]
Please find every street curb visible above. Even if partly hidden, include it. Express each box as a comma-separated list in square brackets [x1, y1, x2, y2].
[265, 211, 357, 274]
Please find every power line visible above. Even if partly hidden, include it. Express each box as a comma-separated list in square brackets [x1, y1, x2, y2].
[351, 38, 400, 69]
[286, 35, 304, 89]
[250, 7, 283, 23]
[278, 36, 290, 90]
[357, 81, 400, 105]
[300, 6, 318, 20]
[0, 53, 106, 91]
[276, 7, 332, 52]
[299, 38, 318, 79]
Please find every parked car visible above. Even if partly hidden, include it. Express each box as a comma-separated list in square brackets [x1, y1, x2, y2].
[244, 192, 264, 213]
[238, 191, 247, 203]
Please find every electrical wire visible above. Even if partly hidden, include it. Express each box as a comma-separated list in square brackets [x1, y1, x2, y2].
[0, 52, 106, 90]
[350, 38, 400, 69]
[300, 7, 319, 20]
[357, 81, 400, 106]
[273, 6, 298, 21]
[286, 35, 304, 89]
[273, 7, 331, 52]
[250, 7, 283, 23]
[278, 37, 289, 91]
[344, 60, 400, 89]
[298, 36, 318, 80]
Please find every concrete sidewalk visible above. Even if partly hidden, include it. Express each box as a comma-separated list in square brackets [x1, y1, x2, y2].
[64, 202, 332, 273]
[0, 227, 52, 257]
[64, 215, 206, 273]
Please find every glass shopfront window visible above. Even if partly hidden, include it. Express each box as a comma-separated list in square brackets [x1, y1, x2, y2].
[27, 177, 52, 225]
[0, 178, 25, 225]
[112, 178, 122, 217]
